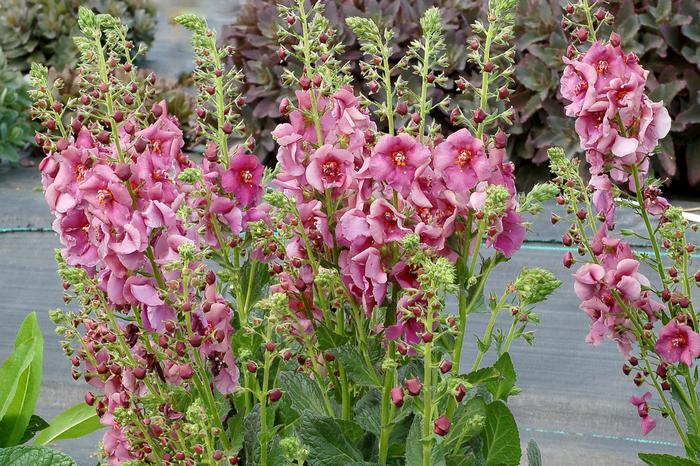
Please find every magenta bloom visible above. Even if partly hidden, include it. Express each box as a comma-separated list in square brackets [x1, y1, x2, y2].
[573, 263, 606, 300]
[655, 320, 700, 367]
[630, 392, 656, 435]
[560, 56, 598, 117]
[433, 128, 490, 191]
[367, 198, 408, 244]
[368, 133, 429, 195]
[222, 152, 263, 207]
[306, 144, 355, 192]
[492, 210, 526, 258]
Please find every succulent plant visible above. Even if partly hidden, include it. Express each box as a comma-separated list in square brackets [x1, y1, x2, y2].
[223, 0, 700, 192]
[0, 0, 157, 72]
[513, 0, 700, 192]
[0, 53, 36, 164]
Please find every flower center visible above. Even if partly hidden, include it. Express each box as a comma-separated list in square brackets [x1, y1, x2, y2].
[75, 164, 88, 182]
[240, 169, 253, 184]
[322, 160, 340, 181]
[96, 188, 113, 205]
[384, 211, 397, 227]
[596, 60, 609, 74]
[392, 151, 407, 167]
[151, 140, 162, 155]
[575, 80, 588, 94]
[457, 149, 473, 166]
[672, 335, 688, 348]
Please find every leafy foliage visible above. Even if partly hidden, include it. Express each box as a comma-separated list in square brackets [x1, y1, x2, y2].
[0, 0, 157, 72]
[0, 55, 35, 165]
[0, 446, 76, 466]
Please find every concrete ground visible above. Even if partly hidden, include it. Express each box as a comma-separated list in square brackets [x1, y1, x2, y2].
[0, 0, 692, 464]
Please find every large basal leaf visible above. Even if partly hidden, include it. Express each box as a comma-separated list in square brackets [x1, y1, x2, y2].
[329, 345, 380, 387]
[0, 445, 76, 466]
[0, 313, 44, 447]
[485, 353, 517, 401]
[278, 371, 336, 417]
[638, 453, 699, 466]
[444, 396, 487, 452]
[33, 402, 102, 446]
[482, 401, 521, 466]
[353, 390, 381, 436]
[298, 415, 365, 466]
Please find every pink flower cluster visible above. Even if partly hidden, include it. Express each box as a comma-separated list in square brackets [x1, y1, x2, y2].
[270, 87, 525, 339]
[40, 103, 263, 464]
[561, 40, 671, 225]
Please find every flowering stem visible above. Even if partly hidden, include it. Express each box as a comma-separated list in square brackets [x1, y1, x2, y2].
[580, 0, 597, 41]
[476, 21, 495, 140]
[379, 344, 396, 464]
[260, 322, 274, 466]
[502, 317, 518, 353]
[422, 309, 435, 466]
[631, 165, 666, 284]
[298, 0, 324, 146]
[471, 290, 509, 372]
[381, 51, 395, 135]
[417, 35, 432, 143]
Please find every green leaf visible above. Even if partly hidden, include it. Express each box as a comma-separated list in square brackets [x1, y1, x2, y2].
[278, 371, 335, 417]
[638, 453, 699, 466]
[33, 403, 102, 446]
[485, 353, 516, 401]
[330, 345, 380, 387]
[464, 367, 500, 386]
[526, 439, 542, 466]
[405, 415, 446, 466]
[298, 416, 364, 466]
[482, 401, 521, 466]
[19, 415, 49, 444]
[444, 396, 487, 451]
[0, 313, 44, 447]
[0, 445, 76, 466]
[353, 390, 381, 436]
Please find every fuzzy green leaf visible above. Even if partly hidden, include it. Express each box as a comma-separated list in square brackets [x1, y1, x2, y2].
[482, 401, 521, 466]
[33, 403, 102, 446]
[0, 445, 75, 466]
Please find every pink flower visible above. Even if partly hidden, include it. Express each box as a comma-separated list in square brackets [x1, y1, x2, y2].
[342, 246, 388, 314]
[630, 392, 656, 435]
[492, 210, 526, 258]
[368, 133, 430, 196]
[306, 145, 355, 192]
[573, 263, 606, 300]
[222, 152, 264, 207]
[655, 320, 700, 367]
[560, 56, 598, 117]
[367, 198, 409, 244]
[433, 129, 490, 191]
[606, 258, 649, 301]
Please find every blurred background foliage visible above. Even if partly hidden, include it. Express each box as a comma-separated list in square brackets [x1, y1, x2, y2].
[221, 0, 700, 193]
[0, 0, 698, 194]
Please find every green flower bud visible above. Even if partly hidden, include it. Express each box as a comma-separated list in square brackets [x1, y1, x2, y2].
[514, 267, 560, 305]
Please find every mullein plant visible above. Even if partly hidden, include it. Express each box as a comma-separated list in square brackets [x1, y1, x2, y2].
[31, 2, 559, 466]
[549, 0, 700, 464]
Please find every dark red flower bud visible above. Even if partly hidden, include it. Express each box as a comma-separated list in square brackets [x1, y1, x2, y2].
[562, 233, 573, 247]
[213, 451, 223, 461]
[576, 28, 589, 42]
[456, 78, 466, 91]
[396, 101, 408, 116]
[498, 86, 509, 100]
[563, 251, 574, 269]
[422, 332, 433, 343]
[286, 14, 295, 25]
[405, 378, 422, 396]
[189, 334, 203, 347]
[391, 386, 404, 407]
[313, 74, 322, 87]
[471, 108, 486, 123]
[46, 119, 57, 131]
[455, 383, 467, 402]
[179, 364, 194, 379]
[85, 391, 95, 406]
[268, 388, 283, 402]
[52, 101, 63, 113]
[483, 62, 494, 73]
[595, 9, 606, 21]
[134, 138, 147, 154]
[656, 363, 667, 379]
[450, 107, 461, 125]
[469, 39, 479, 50]
[565, 3, 574, 13]
[629, 356, 639, 366]
[622, 364, 631, 375]
[610, 32, 621, 47]
[427, 72, 436, 84]
[411, 112, 421, 124]
[439, 360, 453, 374]
[133, 367, 147, 379]
[279, 97, 290, 115]
[206, 270, 216, 285]
[299, 75, 311, 90]
[494, 130, 507, 149]
[319, 32, 328, 43]
[265, 341, 277, 352]
[434, 416, 452, 436]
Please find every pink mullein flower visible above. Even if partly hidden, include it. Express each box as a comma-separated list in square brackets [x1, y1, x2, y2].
[655, 320, 700, 367]
[367, 198, 409, 244]
[367, 133, 430, 196]
[630, 392, 656, 435]
[573, 263, 606, 300]
[433, 128, 490, 191]
[221, 151, 264, 207]
[305, 144, 355, 192]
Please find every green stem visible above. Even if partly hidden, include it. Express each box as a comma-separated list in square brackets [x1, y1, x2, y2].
[632, 165, 666, 284]
[502, 317, 518, 354]
[381, 49, 395, 135]
[581, 0, 597, 41]
[260, 323, 274, 466]
[298, 0, 324, 146]
[379, 343, 396, 465]
[422, 312, 434, 466]
[417, 34, 431, 142]
[471, 290, 509, 372]
[476, 20, 495, 139]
